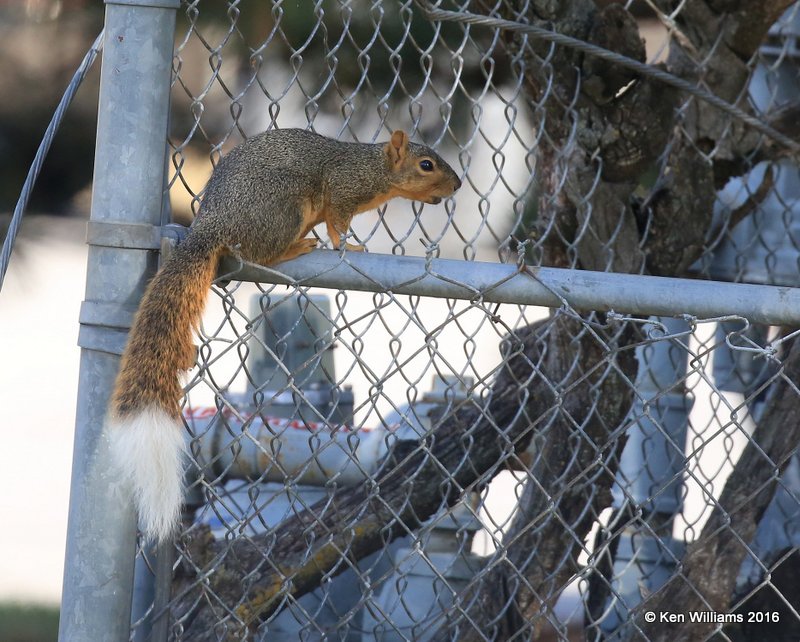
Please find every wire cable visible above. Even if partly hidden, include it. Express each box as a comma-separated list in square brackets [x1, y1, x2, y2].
[0, 30, 104, 291]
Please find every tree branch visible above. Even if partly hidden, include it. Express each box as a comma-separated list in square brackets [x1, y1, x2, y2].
[172, 315, 597, 639]
[430, 316, 638, 641]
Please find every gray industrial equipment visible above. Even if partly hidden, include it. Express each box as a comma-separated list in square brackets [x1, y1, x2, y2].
[187, 294, 484, 640]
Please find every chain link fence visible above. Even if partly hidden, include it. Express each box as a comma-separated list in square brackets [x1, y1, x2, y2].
[64, 0, 800, 640]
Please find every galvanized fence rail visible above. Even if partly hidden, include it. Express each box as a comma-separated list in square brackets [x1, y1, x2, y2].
[55, 0, 800, 640]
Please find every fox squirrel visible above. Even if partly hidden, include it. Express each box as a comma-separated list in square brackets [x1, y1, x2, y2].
[108, 128, 462, 543]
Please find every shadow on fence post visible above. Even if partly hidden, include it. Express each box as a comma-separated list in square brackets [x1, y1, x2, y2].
[58, 1, 178, 641]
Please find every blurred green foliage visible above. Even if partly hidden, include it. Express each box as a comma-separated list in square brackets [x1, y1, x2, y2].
[0, 604, 59, 642]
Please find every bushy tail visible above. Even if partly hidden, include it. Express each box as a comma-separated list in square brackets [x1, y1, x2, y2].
[108, 233, 219, 543]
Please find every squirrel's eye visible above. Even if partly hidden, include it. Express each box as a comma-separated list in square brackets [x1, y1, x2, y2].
[419, 159, 434, 172]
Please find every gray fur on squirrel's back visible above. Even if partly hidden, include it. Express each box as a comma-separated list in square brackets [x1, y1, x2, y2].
[199, 128, 454, 216]
[200, 129, 385, 213]
[192, 128, 455, 265]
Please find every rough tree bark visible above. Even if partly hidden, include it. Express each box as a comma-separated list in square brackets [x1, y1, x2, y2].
[429, 315, 638, 641]
[620, 1, 800, 639]
[431, 0, 798, 638]
[428, 1, 667, 637]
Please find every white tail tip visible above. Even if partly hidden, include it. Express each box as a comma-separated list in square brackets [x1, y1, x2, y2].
[109, 405, 187, 544]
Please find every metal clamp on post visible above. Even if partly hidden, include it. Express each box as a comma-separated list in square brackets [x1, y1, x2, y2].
[86, 220, 163, 250]
[160, 222, 190, 261]
[79, 220, 169, 355]
[77, 300, 140, 356]
[77, 223, 190, 356]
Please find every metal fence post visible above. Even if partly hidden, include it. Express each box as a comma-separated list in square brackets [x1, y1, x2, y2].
[58, 1, 178, 641]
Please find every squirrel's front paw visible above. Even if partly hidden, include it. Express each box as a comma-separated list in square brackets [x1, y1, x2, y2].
[344, 242, 365, 252]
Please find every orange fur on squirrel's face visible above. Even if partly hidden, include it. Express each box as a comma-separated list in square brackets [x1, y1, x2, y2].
[107, 127, 461, 544]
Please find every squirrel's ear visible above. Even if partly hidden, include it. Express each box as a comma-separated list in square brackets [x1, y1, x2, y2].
[386, 130, 409, 165]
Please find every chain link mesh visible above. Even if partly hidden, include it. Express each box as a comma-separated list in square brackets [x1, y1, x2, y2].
[130, 1, 800, 640]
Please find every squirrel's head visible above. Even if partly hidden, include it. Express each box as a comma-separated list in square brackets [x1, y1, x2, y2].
[384, 130, 462, 204]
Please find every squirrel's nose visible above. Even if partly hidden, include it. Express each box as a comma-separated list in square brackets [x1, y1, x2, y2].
[453, 176, 462, 191]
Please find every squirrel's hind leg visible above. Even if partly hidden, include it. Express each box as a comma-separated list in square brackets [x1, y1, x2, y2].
[272, 237, 318, 264]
